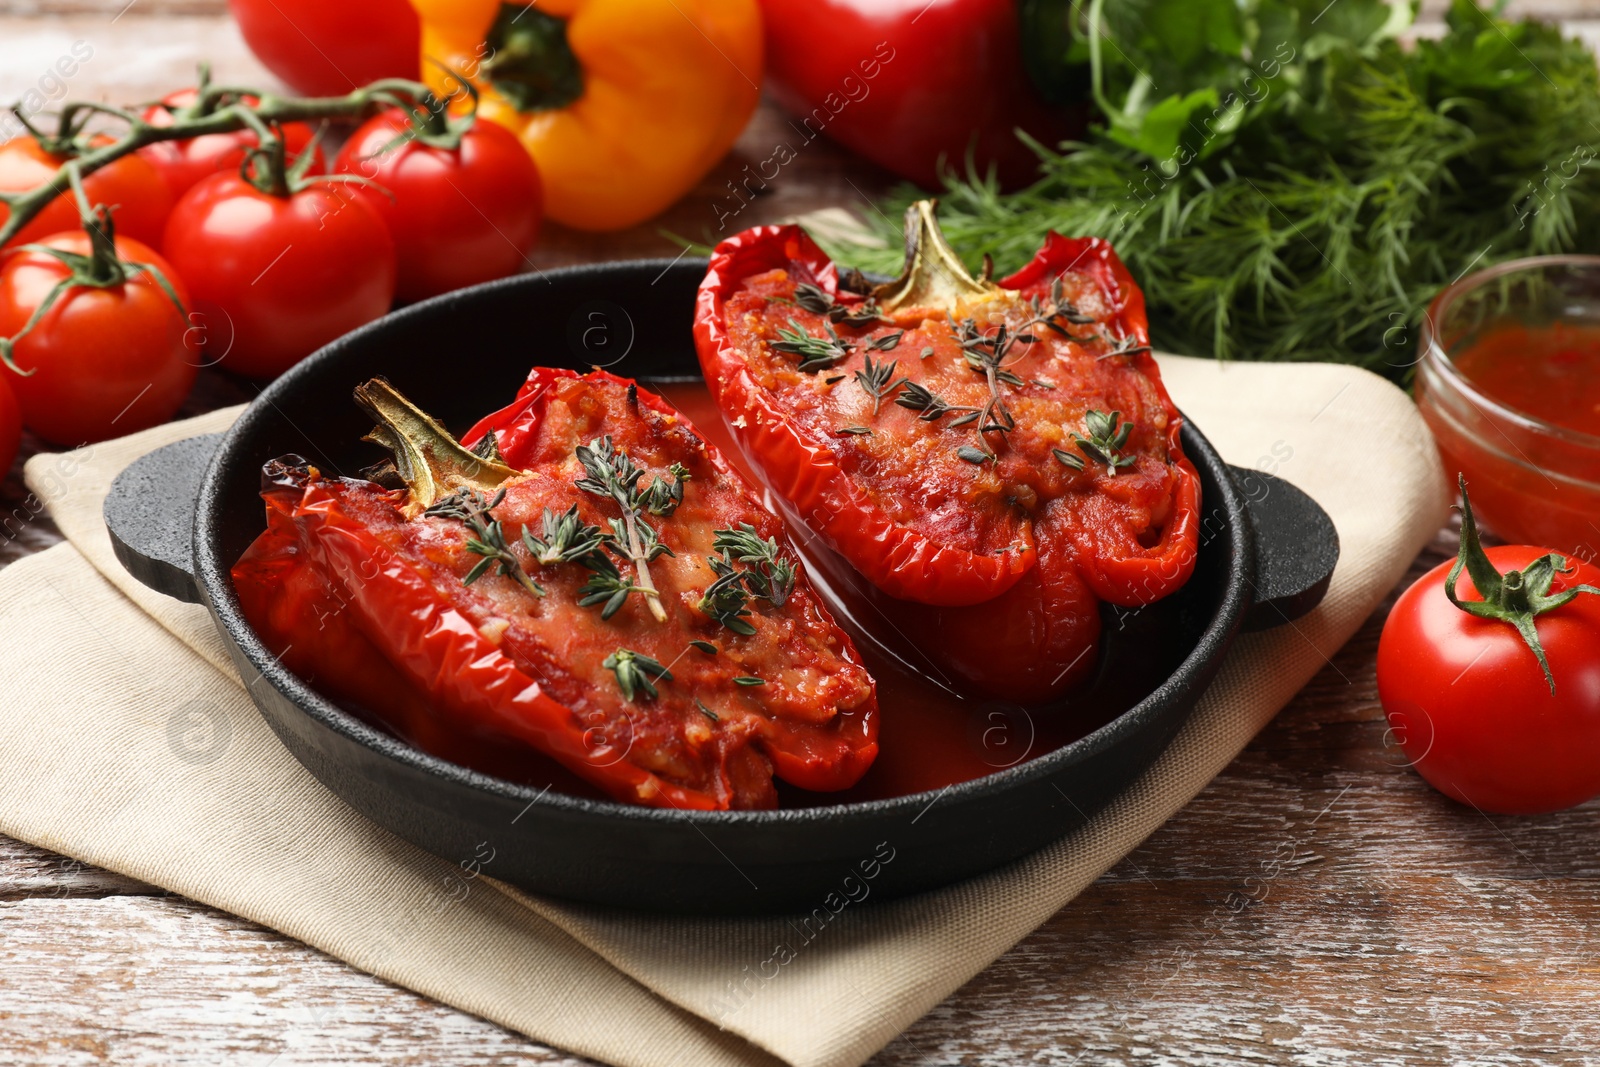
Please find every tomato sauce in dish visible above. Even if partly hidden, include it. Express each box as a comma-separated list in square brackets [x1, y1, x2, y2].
[1453, 323, 1600, 437]
[1420, 321, 1600, 557]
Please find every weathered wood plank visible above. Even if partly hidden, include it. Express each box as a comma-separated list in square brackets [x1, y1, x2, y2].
[0, 896, 597, 1066]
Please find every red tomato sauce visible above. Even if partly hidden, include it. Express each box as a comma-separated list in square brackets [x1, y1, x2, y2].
[1454, 323, 1600, 436]
[1422, 323, 1600, 559]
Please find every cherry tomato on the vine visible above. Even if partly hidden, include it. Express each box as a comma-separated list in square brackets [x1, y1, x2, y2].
[334, 110, 542, 302]
[0, 373, 20, 476]
[139, 88, 324, 200]
[162, 173, 396, 379]
[0, 231, 197, 445]
[1379, 539, 1600, 815]
[228, 0, 420, 97]
[0, 137, 173, 250]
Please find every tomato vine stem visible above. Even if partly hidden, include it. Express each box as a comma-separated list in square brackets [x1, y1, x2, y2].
[0, 71, 457, 248]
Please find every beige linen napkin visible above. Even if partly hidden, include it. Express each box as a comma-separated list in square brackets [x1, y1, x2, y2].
[3, 355, 1446, 1067]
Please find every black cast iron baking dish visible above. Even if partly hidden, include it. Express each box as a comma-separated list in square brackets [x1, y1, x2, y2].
[104, 259, 1339, 915]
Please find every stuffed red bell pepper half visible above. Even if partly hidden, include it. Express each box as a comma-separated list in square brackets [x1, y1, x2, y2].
[694, 201, 1200, 705]
[232, 370, 878, 810]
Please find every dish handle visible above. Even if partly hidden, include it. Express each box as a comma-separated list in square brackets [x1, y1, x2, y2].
[103, 433, 223, 606]
[1229, 465, 1340, 632]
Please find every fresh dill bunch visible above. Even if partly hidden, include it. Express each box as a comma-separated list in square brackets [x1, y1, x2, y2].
[826, 0, 1600, 380]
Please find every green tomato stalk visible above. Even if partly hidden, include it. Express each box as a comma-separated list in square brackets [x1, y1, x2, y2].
[0, 168, 186, 375]
[0, 64, 467, 250]
[1446, 474, 1600, 694]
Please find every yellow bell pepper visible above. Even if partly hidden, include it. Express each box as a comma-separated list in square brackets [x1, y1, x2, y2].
[414, 0, 762, 232]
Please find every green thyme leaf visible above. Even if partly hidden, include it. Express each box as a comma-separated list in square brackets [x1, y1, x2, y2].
[603, 648, 672, 702]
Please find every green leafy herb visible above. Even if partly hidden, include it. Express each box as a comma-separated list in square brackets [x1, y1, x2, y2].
[574, 435, 676, 622]
[522, 504, 610, 567]
[712, 525, 796, 607]
[424, 488, 545, 597]
[1022, 275, 1098, 340]
[865, 330, 905, 352]
[696, 525, 799, 634]
[828, 0, 1600, 379]
[689, 639, 719, 654]
[781, 282, 888, 327]
[1071, 409, 1137, 474]
[577, 555, 645, 621]
[695, 698, 719, 722]
[733, 676, 766, 687]
[853, 354, 904, 415]
[895, 380, 978, 422]
[698, 555, 757, 635]
[772, 317, 854, 372]
[835, 426, 874, 436]
[603, 648, 672, 702]
[641, 462, 690, 517]
[1052, 447, 1087, 471]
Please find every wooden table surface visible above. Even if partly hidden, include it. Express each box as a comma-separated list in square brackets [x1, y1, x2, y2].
[4, 3, 1600, 1064]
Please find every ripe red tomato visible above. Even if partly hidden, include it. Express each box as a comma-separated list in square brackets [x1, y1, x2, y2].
[1379, 545, 1600, 814]
[228, 0, 420, 97]
[334, 110, 542, 302]
[0, 231, 197, 445]
[0, 373, 20, 476]
[139, 88, 324, 200]
[161, 173, 396, 379]
[0, 137, 173, 250]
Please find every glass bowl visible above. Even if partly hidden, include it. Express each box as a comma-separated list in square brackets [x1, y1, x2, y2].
[1416, 255, 1600, 562]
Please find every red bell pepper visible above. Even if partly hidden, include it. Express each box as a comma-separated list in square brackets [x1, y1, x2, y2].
[233, 372, 878, 809]
[694, 201, 1200, 704]
[758, 0, 1083, 189]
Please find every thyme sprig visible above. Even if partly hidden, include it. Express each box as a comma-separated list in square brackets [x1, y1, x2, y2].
[954, 318, 1029, 462]
[1070, 409, 1137, 475]
[1099, 333, 1152, 360]
[894, 380, 979, 423]
[424, 488, 546, 598]
[1021, 276, 1098, 341]
[713, 525, 796, 606]
[782, 282, 888, 327]
[854, 355, 904, 415]
[576, 555, 646, 621]
[523, 504, 610, 567]
[696, 525, 797, 635]
[574, 436, 681, 623]
[699, 556, 756, 635]
[642, 462, 690, 517]
[602, 648, 672, 702]
[864, 330, 905, 352]
[772, 317, 854, 372]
